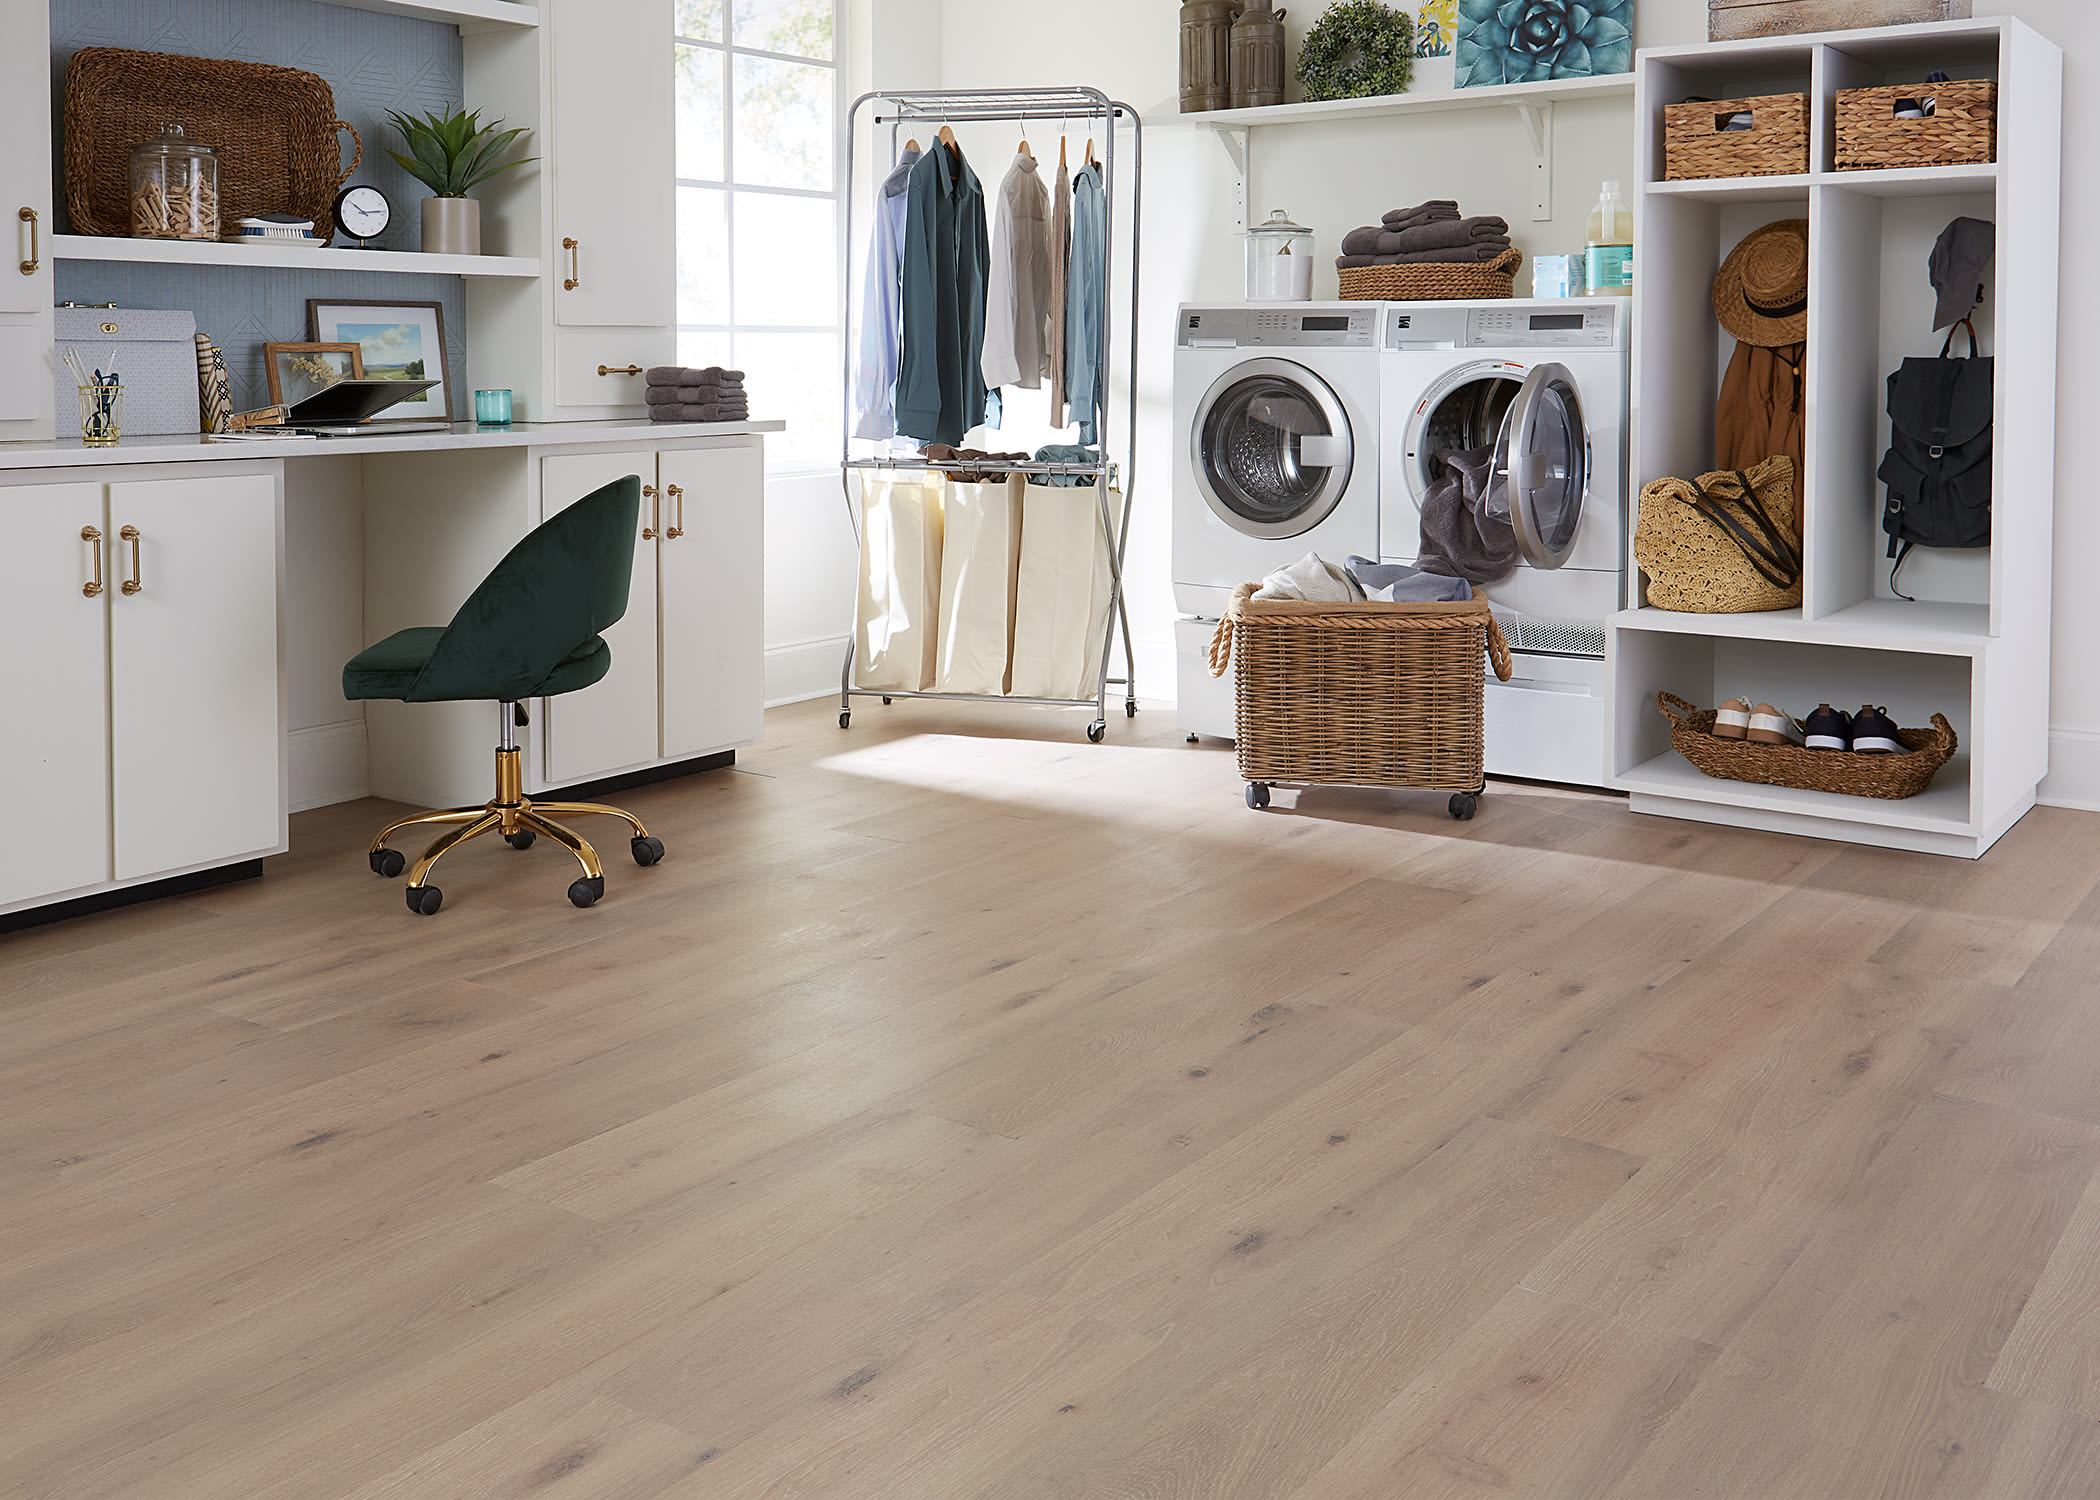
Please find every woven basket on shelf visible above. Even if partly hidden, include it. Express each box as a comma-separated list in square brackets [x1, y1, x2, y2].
[1338, 248, 1522, 302]
[1835, 79, 1996, 171]
[1663, 92, 1810, 180]
[63, 47, 362, 243]
[1207, 584, 1513, 794]
[1656, 693, 1957, 800]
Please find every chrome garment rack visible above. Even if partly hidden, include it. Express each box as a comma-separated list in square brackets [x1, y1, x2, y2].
[838, 85, 1143, 742]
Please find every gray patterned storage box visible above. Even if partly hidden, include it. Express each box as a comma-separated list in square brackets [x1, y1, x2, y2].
[55, 306, 201, 436]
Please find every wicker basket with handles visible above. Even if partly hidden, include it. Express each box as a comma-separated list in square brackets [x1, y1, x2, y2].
[1656, 693, 1957, 800]
[1664, 92, 1810, 180]
[1835, 79, 1995, 171]
[1338, 248, 1522, 302]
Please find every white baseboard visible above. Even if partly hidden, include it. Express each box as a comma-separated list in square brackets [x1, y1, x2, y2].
[767, 634, 852, 708]
[2041, 728, 2100, 812]
[290, 720, 370, 812]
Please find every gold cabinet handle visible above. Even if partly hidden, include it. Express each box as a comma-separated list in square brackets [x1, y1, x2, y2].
[18, 207, 37, 276]
[81, 524, 103, 597]
[562, 236, 580, 291]
[119, 524, 141, 595]
[597, 364, 643, 377]
[666, 483, 684, 540]
[641, 484, 659, 541]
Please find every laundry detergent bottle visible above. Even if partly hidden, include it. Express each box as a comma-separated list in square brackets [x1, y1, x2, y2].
[1585, 180, 1634, 298]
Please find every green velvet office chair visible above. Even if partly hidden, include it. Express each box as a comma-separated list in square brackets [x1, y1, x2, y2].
[344, 474, 664, 916]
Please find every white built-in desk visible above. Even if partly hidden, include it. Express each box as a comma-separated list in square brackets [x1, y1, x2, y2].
[0, 418, 783, 926]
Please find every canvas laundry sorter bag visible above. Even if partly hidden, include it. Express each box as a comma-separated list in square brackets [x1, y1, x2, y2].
[1009, 482, 1117, 700]
[853, 473, 944, 691]
[934, 475, 1025, 695]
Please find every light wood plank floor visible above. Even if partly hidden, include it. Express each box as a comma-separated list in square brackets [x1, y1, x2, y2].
[7, 697, 2100, 1499]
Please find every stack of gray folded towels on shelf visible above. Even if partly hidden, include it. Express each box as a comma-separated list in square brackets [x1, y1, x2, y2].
[645, 366, 750, 422]
[1335, 200, 1511, 269]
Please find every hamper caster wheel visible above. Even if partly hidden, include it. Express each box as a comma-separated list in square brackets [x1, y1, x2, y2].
[883, 696, 893, 705]
[369, 848, 405, 878]
[568, 875, 605, 908]
[1449, 793, 1478, 821]
[1125, 699, 1138, 718]
[1187, 733, 1199, 744]
[631, 835, 664, 867]
[405, 884, 442, 916]
[1246, 782, 1271, 810]
[1087, 721, 1106, 743]
[505, 830, 536, 850]
[839, 711, 851, 729]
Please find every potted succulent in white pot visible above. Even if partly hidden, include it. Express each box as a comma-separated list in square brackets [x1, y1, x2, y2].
[386, 108, 535, 257]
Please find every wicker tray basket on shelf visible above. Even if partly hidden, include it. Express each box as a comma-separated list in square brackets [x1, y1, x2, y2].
[1835, 79, 1996, 171]
[63, 47, 362, 243]
[1663, 92, 1810, 179]
[1208, 584, 1513, 816]
[1656, 692, 1956, 800]
[1338, 248, 1522, 302]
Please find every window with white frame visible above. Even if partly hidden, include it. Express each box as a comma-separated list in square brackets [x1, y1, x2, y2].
[674, 0, 841, 472]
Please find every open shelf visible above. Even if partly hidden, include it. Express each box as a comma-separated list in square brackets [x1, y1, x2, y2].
[1167, 71, 1635, 129]
[53, 234, 540, 279]
[1619, 748, 1974, 835]
[309, 0, 538, 27]
[1616, 599, 1990, 655]
[1650, 172, 1816, 202]
[1648, 164, 1998, 200]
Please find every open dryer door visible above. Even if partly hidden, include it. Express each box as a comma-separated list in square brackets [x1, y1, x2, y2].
[1491, 362, 1590, 571]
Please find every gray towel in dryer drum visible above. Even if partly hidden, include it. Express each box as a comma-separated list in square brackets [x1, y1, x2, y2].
[54, 306, 202, 436]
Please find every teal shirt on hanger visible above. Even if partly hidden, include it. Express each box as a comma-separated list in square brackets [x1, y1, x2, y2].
[896, 138, 990, 447]
[1065, 161, 1106, 445]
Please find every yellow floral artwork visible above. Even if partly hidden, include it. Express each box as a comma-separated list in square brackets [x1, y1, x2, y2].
[1416, 0, 1457, 56]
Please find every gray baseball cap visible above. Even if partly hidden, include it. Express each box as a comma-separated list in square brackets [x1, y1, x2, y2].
[1929, 216, 1995, 331]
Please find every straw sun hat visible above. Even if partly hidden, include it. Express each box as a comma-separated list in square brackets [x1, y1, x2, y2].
[1712, 218, 1809, 347]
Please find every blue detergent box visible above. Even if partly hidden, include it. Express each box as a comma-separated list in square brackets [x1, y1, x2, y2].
[1532, 253, 1586, 298]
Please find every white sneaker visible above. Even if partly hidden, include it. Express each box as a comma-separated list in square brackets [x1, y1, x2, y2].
[1714, 697, 1753, 740]
[1745, 703, 1805, 746]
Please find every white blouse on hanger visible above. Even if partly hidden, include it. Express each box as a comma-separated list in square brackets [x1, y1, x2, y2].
[981, 152, 1053, 392]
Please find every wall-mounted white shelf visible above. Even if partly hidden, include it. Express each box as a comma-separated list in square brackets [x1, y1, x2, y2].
[309, 0, 538, 29]
[1163, 73, 1636, 226]
[54, 234, 540, 279]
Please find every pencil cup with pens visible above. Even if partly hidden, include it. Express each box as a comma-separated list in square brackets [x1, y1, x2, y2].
[65, 346, 121, 446]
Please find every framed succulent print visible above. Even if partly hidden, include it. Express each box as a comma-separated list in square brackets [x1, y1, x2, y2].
[1456, 0, 1634, 86]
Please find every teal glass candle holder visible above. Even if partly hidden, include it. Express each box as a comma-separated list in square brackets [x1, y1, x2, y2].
[474, 388, 513, 425]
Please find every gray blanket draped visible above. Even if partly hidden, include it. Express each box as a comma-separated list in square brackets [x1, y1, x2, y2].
[1418, 444, 1519, 584]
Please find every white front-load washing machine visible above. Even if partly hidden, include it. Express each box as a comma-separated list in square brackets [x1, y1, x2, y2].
[1380, 298, 1630, 787]
[1173, 302, 1382, 739]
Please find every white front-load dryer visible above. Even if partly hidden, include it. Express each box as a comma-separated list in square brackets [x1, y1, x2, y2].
[1379, 299, 1631, 787]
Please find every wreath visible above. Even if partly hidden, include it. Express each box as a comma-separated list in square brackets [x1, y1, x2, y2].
[1297, 0, 1416, 103]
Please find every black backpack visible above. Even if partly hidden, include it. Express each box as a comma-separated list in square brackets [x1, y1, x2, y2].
[1876, 318, 1992, 599]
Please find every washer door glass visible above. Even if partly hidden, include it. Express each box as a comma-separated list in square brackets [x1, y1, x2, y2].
[1405, 366, 1522, 514]
[1493, 362, 1588, 570]
[1193, 358, 1353, 539]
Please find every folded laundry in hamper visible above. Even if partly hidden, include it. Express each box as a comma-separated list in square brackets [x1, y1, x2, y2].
[1253, 552, 1362, 602]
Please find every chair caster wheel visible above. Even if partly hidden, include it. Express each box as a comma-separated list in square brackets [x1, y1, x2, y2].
[1087, 721, 1106, 743]
[370, 848, 405, 878]
[839, 711, 851, 729]
[631, 835, 664, 867]
[568, 875, 606, 908]
[505, 830, 536, 850]
[1126, 700, 1138, 718]
[882, 696, 892, 705]
[1449, 793, 1478, 821]
[405, 884, 442, 915]
[1246, 782, 1270, 810]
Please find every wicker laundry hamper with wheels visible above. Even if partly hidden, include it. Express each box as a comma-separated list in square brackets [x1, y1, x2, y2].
[1208, 583, 1513, 819]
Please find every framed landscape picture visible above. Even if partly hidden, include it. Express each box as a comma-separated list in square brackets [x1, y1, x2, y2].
[263, 342, 364, 408]
[307, 299, 453, 422]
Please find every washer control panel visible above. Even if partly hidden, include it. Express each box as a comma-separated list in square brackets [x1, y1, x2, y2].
[1180, 305, 1377, 349]
[1383, 300, 1625, 351]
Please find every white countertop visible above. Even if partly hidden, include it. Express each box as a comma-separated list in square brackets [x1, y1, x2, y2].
[0, 418, 785, 470]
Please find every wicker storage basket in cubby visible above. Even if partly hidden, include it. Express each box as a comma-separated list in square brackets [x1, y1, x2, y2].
[1656, 693, 1957, 800]
[1835, 79, 1996, 171]
[1663, 92, 1810, 179]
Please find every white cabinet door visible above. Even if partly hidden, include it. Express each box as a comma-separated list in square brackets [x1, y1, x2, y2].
[550, 0, 674, 329]
[659, 443, 765, 759]
[108, 473, 283, 882]
[0, 484, 111, 907]
[0, 3, 49, 320]
[540, 453, 662, 785]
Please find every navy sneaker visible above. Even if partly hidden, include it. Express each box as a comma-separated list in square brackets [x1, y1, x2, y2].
[1851, 705, 1908, 754]
[1802, 704, 1853, 751]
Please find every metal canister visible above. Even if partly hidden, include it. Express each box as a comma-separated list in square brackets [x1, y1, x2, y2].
[1180, 0, 1244, 113]
[1230, 0, 1288, 110]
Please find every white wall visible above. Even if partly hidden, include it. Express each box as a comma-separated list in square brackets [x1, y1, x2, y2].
[869, 0, 2100, 806]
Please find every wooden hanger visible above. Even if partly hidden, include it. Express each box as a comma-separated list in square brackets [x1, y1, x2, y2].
[1084, 136, 1097, 167]
[1058, 134, 1068, 171]
[937, 124, 958, 151]
[903, 136, 920, 153]
[1018, 133, 1033, 160]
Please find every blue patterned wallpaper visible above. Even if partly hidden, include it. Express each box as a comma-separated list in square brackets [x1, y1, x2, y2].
[50, 0, 474, 412]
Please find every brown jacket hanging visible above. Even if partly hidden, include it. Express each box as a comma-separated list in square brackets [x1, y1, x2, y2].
[1716, 340, 1805, 534]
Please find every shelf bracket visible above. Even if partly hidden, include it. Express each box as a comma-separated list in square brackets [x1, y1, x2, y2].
[1512, 100, 1553, 221]
[1208, 124, 1250, 232]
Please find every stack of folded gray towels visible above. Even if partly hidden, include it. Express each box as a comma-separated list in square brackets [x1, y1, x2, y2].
[1335, 199, 1512, 270]
[645, 366, 750, 423]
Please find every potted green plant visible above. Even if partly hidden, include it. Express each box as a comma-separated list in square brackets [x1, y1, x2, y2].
[385, 107, 535, 257]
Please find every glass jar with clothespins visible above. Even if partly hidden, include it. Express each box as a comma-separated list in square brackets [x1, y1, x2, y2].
[1246, 208, 1314, 302]
[128, 124, 219, 242]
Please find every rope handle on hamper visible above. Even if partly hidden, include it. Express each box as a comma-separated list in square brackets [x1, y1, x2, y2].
[1206, 583, 1258, 678]
[1485, 615, 1512, 682]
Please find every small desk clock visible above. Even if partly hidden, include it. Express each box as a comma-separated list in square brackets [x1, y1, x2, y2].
[333, 185, 392, 247]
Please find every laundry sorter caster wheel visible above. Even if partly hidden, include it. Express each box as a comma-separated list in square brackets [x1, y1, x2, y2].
[1246, 782, 1271, 810]
[1448, 793, 1478, 821]
[839, 711, 851, 729]
[369, 847, 405, 878]
[567, 875, 605, 908]
[631, 835, 665, 867]
[1125, 699, 1138, 718]
[405, 884, 442, 916]
[883, 696, 893, 705]
[505, 830, 536, 850]
[1087, 720, 1107, 743]
[1187, 733, 1199, 744]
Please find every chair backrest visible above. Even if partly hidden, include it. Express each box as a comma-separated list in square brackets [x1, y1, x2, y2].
[410, 474, 642, 702]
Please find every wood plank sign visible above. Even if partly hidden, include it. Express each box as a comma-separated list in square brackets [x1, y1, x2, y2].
[1710, 0, 1971, 39]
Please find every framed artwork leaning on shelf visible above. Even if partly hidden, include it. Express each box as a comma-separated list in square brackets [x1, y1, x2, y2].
[307, 299, 452, 422]
[263, 342, 364, 408]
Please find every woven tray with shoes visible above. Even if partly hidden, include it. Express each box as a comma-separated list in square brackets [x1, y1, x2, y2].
[1656, 692, 1956, 800]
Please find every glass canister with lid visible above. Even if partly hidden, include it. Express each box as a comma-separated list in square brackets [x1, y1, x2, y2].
[1246, 209, 1314, 301]
[129, 124, 220, 241]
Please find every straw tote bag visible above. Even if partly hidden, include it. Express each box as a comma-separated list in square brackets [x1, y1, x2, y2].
[1633, 455, 1802, 613]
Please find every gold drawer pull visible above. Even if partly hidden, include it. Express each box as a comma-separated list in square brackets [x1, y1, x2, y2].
[641, 484, 659, 541]
[81, 524, 103, 596]
[598, 364, 642, 377]
[666, 483, 684, 540]
[19, 207, 38, 276]
[562, 236, 580, 291]
[119, 524, 142, 595]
